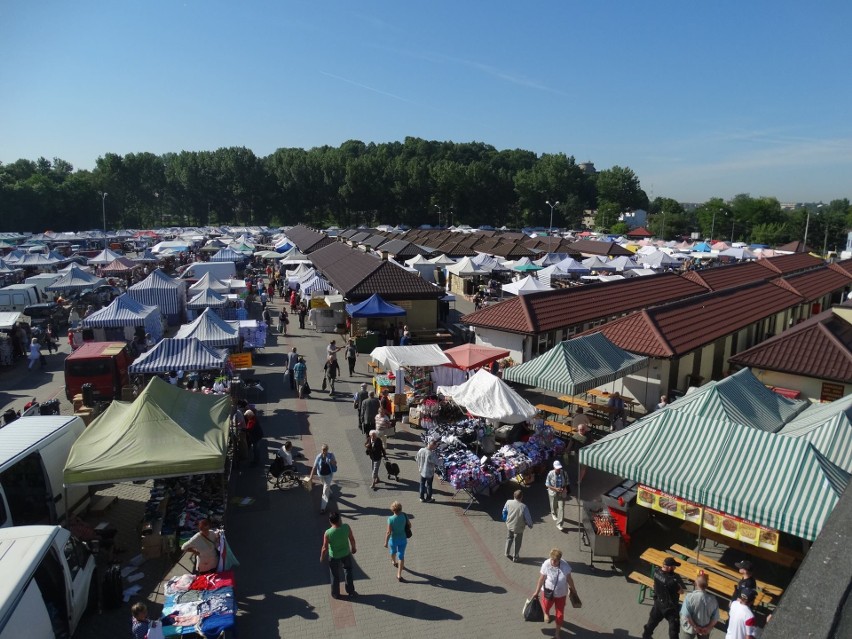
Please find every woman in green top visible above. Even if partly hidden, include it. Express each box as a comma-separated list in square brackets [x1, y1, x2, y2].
[320, 511, 357, 598]
[383, 501, 410, 582]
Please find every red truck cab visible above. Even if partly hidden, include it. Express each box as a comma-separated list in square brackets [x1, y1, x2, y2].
[64, 342, 133, 401]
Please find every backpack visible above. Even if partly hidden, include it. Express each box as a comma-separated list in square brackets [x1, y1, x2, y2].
[319, 455, 332, 476]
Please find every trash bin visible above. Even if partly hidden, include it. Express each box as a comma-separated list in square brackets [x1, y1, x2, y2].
[81, 383, 95, 407]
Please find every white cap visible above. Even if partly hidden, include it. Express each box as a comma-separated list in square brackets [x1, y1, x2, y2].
[553, 460, 563, 469]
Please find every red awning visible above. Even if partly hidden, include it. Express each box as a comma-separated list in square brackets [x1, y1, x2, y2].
[443, 344, 510, 371]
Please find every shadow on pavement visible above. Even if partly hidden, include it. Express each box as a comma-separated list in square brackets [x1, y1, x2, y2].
[403, 569, 507, 594]
[351, 592, 463, 620]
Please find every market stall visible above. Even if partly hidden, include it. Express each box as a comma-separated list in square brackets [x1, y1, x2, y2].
[63, 377, 232, 562]
[129, 337, 228, 375]
[186, 288, 229, 320]
[127, 269, 187, 326]
[44, 265, 106, 295]
[81, 293, 163, 342]
[346, 293, 406, 352]
[370, 344, 450, 414]
[175, 308, 240, 348]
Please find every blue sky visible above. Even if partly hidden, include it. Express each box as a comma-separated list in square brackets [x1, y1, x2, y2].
[1, 1, 850, 203]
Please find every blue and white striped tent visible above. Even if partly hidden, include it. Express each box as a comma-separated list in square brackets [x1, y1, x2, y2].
[129, 337, 227, 374]
[127, 269, 187, 326]
[210, 247, 246, 263]
[82, 294, 162, 341]
[45, 265, 106, 293]
[580, 406, 850, 541]
[188, 272, 229, 295]
[174, 308, 239, 347]
[301, 273, 334, 295]
[187, 288, 228, 310]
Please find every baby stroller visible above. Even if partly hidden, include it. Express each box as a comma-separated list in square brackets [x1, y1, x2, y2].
[266, 456, 302, 490]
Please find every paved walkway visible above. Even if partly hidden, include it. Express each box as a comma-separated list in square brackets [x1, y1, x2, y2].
[56, 297, 732, 639]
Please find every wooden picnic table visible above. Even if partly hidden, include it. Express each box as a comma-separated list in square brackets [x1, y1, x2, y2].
[669, 543, 784, 599]
[680, 521, 802, 569]
[558, 395, 600, 411]
[586, 389, 638, 414]
[535, 404, 570, 418]
[640, 547, 771, 608]
[544, 419, 576, 438]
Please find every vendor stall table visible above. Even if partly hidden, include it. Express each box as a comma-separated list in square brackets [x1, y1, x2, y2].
[535, 404, 570, 418]
[374, 374, 395, 394]
[586, 389, 639, 415]
[162, 570, 236, 637]
[558, 395, 598, 411]
[581, 501, 627, 566]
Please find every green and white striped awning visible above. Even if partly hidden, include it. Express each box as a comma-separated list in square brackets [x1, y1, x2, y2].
[502, 332, 649, 396]
[666, 369, 808, 433]
[580, 409, 850, 540]
[777, 395, 852, 473]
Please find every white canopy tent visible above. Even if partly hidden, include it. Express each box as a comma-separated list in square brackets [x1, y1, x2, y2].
[437, 369, 536, 424]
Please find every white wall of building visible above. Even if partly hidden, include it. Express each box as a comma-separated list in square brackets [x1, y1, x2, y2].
[474, 327, 526, 364]
[749, 368, 852, 403]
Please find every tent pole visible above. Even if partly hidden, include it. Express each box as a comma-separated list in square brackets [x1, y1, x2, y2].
[695, 512, 703, 566]
[577, 457, 583, 552]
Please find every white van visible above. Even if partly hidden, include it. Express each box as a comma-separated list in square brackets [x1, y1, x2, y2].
[0, 525, 96, 638]
[178, 261, 237, 284]
[0, 284, 42, 313]
[0, 416, 89, 528]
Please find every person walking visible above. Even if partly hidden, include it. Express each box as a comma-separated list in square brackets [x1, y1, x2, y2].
[415, 439, 442, 503]
[293, 357, 308, 398]
[353, 383, 370, 429]
[532, 548, 578, 639]
[384, 501, 410, 582]
[680, 573, 719, 639]
[641, 556, 686, 639]
[298, 302, 307, 329]
[278, 308, 289, 335]
[28, 337, 43, 369]
[545, 460, 570, 531]
[344, 339, 358, 376]
[324, 355, 340, 394]
[286, 347, 299, 390]
[502, 489, 533, 562]
[365, 430, 387, 490]
[307, 444, 337, 513]
[359, 391, 380, 435]
[319, 511, 357, 599]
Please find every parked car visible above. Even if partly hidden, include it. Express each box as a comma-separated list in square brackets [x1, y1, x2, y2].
[23, 302, 67, 330]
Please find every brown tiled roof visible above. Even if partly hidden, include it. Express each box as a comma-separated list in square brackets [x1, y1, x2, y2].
[375, 239, 427, 260]
[774, 266, 852, 302]
[433, 239, 476, 257]
[349, 231, 372, 244]
[566, 239, 633, 257]
[362, 234, 390, 249]
[583, 281, 805, 358]
[626, 227, 653, 237]
[681, 261, 774, 291]
[285, 225, 334, 253]
[756, 252, 824, 275]
[470, 237, 501, 253]
[729, 309, 852, 383]
[461, 272, 707, 334]
[488, 242, 534, 258]
[776, 241, 816, 254]
[833, 259, 852, 276]
[308, 241, 443, 301]
[499, 232, 526, 241]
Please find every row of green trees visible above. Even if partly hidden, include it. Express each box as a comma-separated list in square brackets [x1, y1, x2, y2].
[0, 137, 848, 250]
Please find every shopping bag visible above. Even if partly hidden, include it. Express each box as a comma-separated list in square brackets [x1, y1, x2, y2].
[147, 621, 166, 639]
[321, 377, 327, 391]
[569, 588, 582, 609]
[523, 596, 544, 622]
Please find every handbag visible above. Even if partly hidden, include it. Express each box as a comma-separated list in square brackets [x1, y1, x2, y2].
[404, 513, 412, 539]
[543, 587, 554, 600]
[569, 588, 582, 608]
[523, 596, 544, 622]
[321, 377, 327, 391]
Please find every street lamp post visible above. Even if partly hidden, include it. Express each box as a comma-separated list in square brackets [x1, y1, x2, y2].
[804, 203, 823, 252]
[100, 192, 108, 242]
[711, 208, 723, 241]
[731, 218, 735, 243]
[434, 204, 441, 227]
[545, 200, 559, 235]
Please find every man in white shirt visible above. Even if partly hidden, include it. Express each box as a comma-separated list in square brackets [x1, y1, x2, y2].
[276, 441, 295, 471]
[725, 588, 758, 639]
[415, 439, 442, 503]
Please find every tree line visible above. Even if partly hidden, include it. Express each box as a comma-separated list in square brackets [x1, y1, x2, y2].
[0, 137, 848, 250]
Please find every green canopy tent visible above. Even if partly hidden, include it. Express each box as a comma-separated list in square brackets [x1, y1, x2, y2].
[502, 332, 649, 396]
[63, 376, 231, 485]
[777, 395, 852, 472]
[579, 408, 850, 541]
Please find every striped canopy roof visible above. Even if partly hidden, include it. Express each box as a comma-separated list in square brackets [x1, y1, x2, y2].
[45, 265, 106, 292]
[210, 247, 245, 262]
[174, 308, 239, 346]
[665, 369, 808, 433]
[127, 269, 185, 314]
[503, 333, 648, 396]
[580, 408, 849, 540]
[188, 272, 229, 294]
[301, 274, 334, 295]
[777, 395, 852, 472]
[86, 248, 124, 265]
[129, 337, 227, 373]
[186, 288, 228, 309]
[82, 294, 157, 326]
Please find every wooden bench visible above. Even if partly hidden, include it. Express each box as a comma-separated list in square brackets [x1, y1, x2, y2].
[625, 571, 729, 622]
[544, 419, 576, 437]
[535, 404, 570, 418]
[680, 521, 802, 568]
[669, 543, 784, 599]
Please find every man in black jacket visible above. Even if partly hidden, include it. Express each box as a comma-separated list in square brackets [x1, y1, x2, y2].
[359, 391, 380, 435]
[642, 556, 685, 639]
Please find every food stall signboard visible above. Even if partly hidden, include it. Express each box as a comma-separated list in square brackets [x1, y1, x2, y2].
[820, 382, 844, 403]
[229, 352, 252, 369]
[637, 484, 779, 552]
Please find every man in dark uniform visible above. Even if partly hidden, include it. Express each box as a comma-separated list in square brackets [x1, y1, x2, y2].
[353, 383, 370, 428]
[731, 560, 757, 601]
[641, 556, 685, 639]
